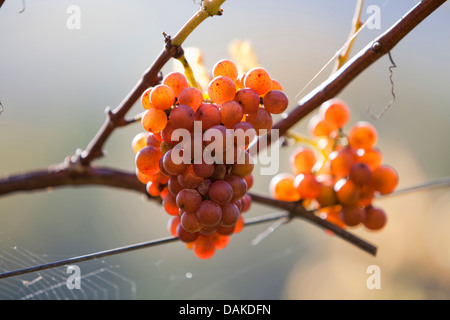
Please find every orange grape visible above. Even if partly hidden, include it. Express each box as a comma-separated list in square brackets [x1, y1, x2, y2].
[308, 114, 338, 138]
[162, 72, 189, 98]
[207, 76, 237, 105]
[244, 67, 272, 96]
[233, 214, 245, 233]
[212, 59, 239, 81]
[145, 181, 161, 197]
[290, 147, 317, 175]
[269, 173, 301, 202]
[316, 182, 339, 208]
[150, 84, 175, 110]
[269, 79, 283, 92]
[329, 146, 357, 178]
[348, 121, 378, 150]
[131, 132, 149, 154]
[320, 99, 350, 128]
[294, 173, 321, 199]
[334, 178, 360, 206]
[178, 87, 204, 112]
[371, 165, 399, 194]
[357, 147, 383, 171]
[363, 206, 387, 230]
[263, 90, 289, 114]
[234, 88, 260, 114]
[135, 146, 162, 175]
[141, 107, 168, 134]
[141, 88, 153, 110]
[162, 193, 179, 216]
[193, 236, 216, 259]
[178, 164, 204, 189]
[167, 216, 181, 237]
[213, 234, 231, 250]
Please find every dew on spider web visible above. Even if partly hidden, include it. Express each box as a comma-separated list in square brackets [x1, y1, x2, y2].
[0, 233, 137, 300]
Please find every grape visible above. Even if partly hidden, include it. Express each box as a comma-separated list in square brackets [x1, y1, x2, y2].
[167, 216, 181, 237]
[197, 178, 212, 197]
[244, 174, 254, 190]
[203, 125, 234, 156]
[180, 211, 203, 233]
[348, 121, 378, 150]
[150, 84, 175, 110]
[213, 234, 231, 250]
[197, 200, 222, 226]
[131, 132, 149, 154]
[162, 193, 179, 216]
[246, 107, 273, 135]
[210, 163, 227, 180]
[319, 99, 350, 128]
[141, 88, 153, 110]
[169, 104, 195, 130]
[146, 181, 161, 197]
[371, 165, 398, 194]
[220, 100, 244, 128]
[231, 150, 254, 178]
[162, 149, 188, 175]
[193, 160, 215, 178]
[334, 178, 360, 206]
[269, 173, 301, 202]
[212, 59, 239, 81]
[220, 203, 240, 227]
[268, 79, 283, 92]
[263, 90, 289, 114]
[146, 133, 161, 149]
[193, 236, 216, 259]
[196, 103, 221, 131]
[244, 67, 272, 95]
[357, 147, 383, 171]
[232, 121, 256, 150]
[177, 165, 204, 189]
[363, 206, 387, 230]
[329, 146, 357, 178]
[135, 146, 162, 175]
[290, 147, 317, 175]
[234, 88, 260, 114]
[178, 87, 204, 112]
[168, 175, 184, 196]
[308, 114, 338, 138]
[141, 108, 168, 134]
[161, 120, 177, 145]
[208, 180, 233, 205]
[316, 182, 338, 207]
[176, 188, 202, 213]
[207, 76, 237, 105]
[224, 174, 247, 201]
[294, 173, 321, 199]
[349, 162, 372, 186]
[162, 72, 189, 98]
[233, 214, 245, 233]
[176, 224, 199, 243]
[340, 205, 364, 227]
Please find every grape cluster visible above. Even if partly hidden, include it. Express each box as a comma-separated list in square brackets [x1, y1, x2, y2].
[270, 99, 398, 231]
[132, 59, 289, 259]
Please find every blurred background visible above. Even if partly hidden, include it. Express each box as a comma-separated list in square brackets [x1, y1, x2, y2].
[0, 0, 449, 300]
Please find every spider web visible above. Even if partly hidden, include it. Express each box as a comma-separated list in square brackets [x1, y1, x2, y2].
[0, 232, 137, 300]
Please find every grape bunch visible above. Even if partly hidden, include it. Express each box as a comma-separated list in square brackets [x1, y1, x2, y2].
[131, 59, 289, 259]
[270, 99, 399, 231]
